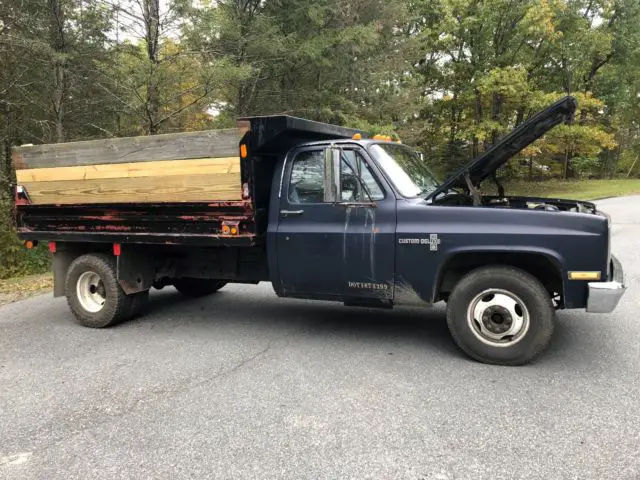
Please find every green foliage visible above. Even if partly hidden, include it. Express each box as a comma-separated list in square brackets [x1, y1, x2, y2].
[0, 195, 50, 280]
[617, 150, 640, 177]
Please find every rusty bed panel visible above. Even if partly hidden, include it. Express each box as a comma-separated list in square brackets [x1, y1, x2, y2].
[16, 201, 264, 247]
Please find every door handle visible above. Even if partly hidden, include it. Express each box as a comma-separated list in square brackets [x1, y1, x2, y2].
[280, 209, 304, 217]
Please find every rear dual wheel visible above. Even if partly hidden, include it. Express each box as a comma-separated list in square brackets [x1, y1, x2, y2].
[65, 254, 148, 328]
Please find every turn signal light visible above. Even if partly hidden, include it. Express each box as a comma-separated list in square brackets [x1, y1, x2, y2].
[240, 144, 248, 158]
[24, 240, 35, 249]
[222, 225, 231, 234]
[568, 271, 601, 281]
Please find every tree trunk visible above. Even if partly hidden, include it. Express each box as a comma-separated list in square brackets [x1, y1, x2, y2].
[490, 93, 502, 145]
[515, 106, 525, 127]
[447, 91, 459, 165]
[49, 0, 66, 143]
[472, 89, 482, 157]
[143, 0, 160, 135]
[2, 101, 16, 224]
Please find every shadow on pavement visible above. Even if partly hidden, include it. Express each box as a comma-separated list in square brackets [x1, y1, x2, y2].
[129, 287, 461, 360]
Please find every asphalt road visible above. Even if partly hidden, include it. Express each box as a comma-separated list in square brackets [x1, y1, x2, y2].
[1, 196, 639, 480]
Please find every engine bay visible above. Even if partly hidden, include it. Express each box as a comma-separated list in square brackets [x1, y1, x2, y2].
[432, 192, 597, 214]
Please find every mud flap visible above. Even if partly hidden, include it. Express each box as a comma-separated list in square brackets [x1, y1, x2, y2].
[117, 245, 156, 295]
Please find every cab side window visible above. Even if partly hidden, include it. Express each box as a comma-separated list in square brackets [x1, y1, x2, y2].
[288, 149, 384, 204]
[289, 150, 325, 204]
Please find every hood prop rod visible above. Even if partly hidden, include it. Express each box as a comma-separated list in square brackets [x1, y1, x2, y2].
[464, 172, 482, 206]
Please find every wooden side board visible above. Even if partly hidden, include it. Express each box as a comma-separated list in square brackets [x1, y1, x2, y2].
[16, 157, 241, 182]
[18, 157, 242, 204]
[13, 128, 243, 169]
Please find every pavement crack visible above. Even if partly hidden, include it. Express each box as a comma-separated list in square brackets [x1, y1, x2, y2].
[29, 340, 279, 456]
[120, 340, 276, 413]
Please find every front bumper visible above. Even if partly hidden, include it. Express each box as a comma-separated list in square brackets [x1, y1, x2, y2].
[586, 255, 626, 313]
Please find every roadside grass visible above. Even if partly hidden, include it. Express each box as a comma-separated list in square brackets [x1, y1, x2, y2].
[0, 272, 53, 306]
[499, 179, 640, 201]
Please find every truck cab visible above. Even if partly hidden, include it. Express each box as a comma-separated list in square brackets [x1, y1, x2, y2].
[15, 96, 626, 366]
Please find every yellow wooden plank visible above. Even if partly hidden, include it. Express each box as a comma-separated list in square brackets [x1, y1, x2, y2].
[22, 172, 242, 205]
[16, 157, 241, 183]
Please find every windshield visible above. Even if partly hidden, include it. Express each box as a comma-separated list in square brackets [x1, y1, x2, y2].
[369, 144, 440, 197]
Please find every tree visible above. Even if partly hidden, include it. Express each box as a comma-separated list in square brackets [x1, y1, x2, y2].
[182, 0, 408, 125]
[98, 0, 221, 135]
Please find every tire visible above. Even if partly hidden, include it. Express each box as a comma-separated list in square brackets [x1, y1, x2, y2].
[65, 253, 133, 328]
[173, 278, 227, 298]
[446, 266, 555, 366]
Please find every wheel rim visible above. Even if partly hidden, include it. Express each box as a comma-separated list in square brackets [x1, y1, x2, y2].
[76, 271, 106, 313]
[466, 289, 530, 347]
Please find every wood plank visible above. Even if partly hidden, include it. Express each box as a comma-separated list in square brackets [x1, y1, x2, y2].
[14, 128, 242, 169]
[22, 172, 242, 204]
[16, 157, 241, 183]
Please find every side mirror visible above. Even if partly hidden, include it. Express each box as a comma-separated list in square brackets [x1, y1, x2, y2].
[323, 146, 341, 203]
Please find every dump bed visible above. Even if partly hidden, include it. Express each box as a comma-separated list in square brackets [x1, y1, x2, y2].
[15, 116, 359, 246]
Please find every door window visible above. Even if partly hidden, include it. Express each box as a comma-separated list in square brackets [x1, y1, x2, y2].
[288, 149, 384, 204]
[288, 150, 325, 204]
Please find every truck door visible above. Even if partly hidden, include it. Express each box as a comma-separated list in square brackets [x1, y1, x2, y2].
[275, 145, 396, 300]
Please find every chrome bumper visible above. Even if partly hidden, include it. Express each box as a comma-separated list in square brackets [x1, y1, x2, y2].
[586, 255, 626, 313]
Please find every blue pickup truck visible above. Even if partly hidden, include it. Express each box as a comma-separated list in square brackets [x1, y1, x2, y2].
[16, 96, 625, 365]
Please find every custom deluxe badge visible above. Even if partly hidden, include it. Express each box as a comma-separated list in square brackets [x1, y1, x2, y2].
[398, 234, 441, 251]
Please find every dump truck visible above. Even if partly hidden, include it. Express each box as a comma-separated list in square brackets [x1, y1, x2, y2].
[14, 96, 626, 365]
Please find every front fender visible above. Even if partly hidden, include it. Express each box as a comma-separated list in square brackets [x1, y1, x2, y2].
[433, 245, 566, 300]
[394, 202, 608, 309]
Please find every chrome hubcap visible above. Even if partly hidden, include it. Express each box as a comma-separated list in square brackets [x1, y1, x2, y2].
[467, 289, 530, 347]
[76, 271, 106, 313]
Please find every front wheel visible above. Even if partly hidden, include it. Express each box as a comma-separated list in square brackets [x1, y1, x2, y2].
[446, 266, 555, 366]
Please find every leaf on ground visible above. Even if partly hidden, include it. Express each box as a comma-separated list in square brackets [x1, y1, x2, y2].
[0, 273, 53, 306]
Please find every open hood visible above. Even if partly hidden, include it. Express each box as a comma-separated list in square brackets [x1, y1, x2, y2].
[426, 96, 577, 199]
